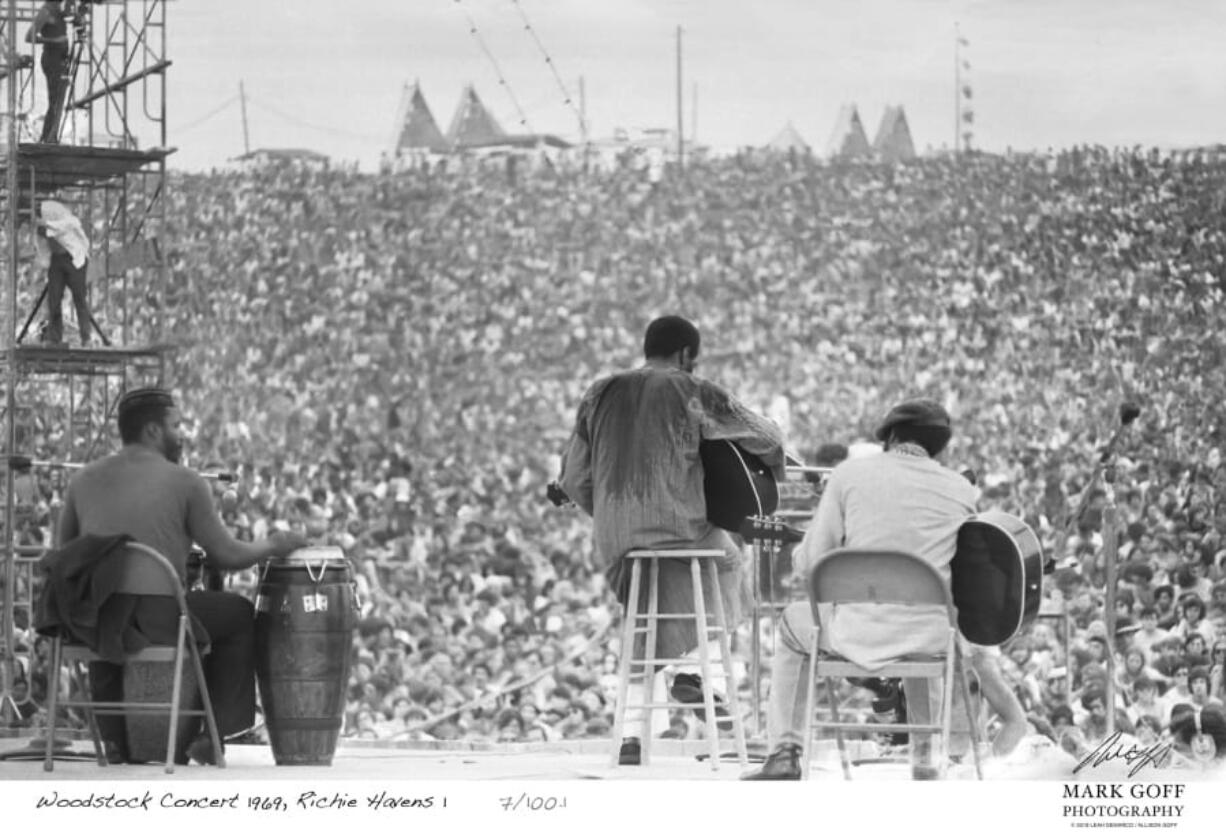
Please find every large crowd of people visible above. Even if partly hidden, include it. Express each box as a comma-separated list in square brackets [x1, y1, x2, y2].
[4, 144, 1225, 764]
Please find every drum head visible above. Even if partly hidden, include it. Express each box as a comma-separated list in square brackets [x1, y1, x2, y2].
[276, 546, 348, 567]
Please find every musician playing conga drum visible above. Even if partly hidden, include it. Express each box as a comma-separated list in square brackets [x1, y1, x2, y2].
[742, 399, 1029, 780]
[558, 315, 785, 765]
[57, 388, 308, 765]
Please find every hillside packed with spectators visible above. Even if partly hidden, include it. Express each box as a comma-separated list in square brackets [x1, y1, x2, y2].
[5, 145, 1225, 764]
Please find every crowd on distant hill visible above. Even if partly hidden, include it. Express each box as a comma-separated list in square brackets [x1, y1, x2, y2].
[4, 144, 1224, 763]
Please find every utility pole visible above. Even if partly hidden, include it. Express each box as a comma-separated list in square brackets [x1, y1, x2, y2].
[675, 25, 684, 170]
[239, 80, 250, 156]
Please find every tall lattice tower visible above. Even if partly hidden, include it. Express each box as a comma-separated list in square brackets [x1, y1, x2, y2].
[0, 0, 172, 739]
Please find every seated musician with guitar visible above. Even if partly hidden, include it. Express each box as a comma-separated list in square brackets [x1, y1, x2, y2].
[556, 315, 785, 766]
[742, 399, 1029, 780]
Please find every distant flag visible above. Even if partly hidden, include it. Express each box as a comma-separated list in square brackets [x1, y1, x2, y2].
[962, 60, 971, 71]
[958, 35, 970, 47]
[962, 110, 975, 124]
[962, 85, 973, 99]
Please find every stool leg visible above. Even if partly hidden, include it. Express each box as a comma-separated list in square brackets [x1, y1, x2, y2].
[705, 559, 748, 766]
[642, 557, 661, 765]
[690, 557, 720, 771]
[609, 558, 643, 767]
[43, 638, 62, 772]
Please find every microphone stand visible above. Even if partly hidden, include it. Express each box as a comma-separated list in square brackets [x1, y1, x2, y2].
[1063, 405, 1137, 739]
[1102, 486, 1120, 739]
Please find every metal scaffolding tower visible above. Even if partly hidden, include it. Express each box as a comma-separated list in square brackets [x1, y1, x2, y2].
[0, 0, 173, 735]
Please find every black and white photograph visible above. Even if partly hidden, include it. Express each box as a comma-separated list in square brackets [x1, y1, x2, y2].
[1, 1, 1224, 830]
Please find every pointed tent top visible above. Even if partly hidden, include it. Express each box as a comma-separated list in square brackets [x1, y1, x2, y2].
[826, 104, 871, 160]
[873, 105, 916, 163]
[394, 81, 449, 153]
[766, 121, 810, 153]
[447, 84, 506, 149]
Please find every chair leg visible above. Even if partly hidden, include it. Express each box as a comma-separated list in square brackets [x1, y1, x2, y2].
[706, 559, 748, 767]
[958, 650, 984, 780]
[801, 629, 818, 780]
[609, 559, 643, 767]
[938, 634, 957, 776]
[690, 558, 719, 772]
[165, 617, 190, 774]
[188, 630, 226, 768]
[827, 678, 851, 779]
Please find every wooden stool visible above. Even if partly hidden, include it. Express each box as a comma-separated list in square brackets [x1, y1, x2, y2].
[608, 549, 749, 770]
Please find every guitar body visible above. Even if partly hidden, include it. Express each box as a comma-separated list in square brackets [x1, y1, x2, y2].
[700, 439, 779, 533]
[951, 510, 1044, 646]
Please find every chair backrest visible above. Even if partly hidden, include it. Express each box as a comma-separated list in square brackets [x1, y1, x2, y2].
[109, 542, 189, 608]
[807, 548, 957, 626]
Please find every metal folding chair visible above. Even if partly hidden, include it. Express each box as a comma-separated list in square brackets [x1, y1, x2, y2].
[43, 542, 225, 773]
[801, 548, 983, 780]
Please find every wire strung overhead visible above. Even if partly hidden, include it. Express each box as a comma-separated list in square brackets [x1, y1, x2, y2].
[508, 0, 586, 139]
[452, 0, 532, 133]
[246, 94, 385, 142]
[177, 94, 240, 134]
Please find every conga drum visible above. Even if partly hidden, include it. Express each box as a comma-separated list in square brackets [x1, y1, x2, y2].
[255, 547, 356, 765]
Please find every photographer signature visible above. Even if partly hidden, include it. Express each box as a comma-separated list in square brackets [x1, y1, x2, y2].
[1073, 731, 1174, 777]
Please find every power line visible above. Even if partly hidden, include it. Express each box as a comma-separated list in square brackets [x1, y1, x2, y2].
[177, 94, 240, 134]
[508, 0, 585, 138]
[245, 95, 384, 142]
[452, 0, 532, 133]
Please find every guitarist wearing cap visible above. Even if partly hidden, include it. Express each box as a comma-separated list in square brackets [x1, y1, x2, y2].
[741, 398, 1029, 780]
[557, 315, 785, 766]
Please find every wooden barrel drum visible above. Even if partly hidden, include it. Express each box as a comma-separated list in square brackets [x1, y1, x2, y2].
[254, 547, 356, 765]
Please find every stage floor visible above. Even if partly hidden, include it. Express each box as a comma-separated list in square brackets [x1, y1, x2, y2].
[2, 734, 1223, 782]
[0, 736, 974, 781]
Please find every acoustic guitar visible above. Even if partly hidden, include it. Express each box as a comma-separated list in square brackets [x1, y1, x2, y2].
[737, 509, 1044, 646]
[546, 439, 781, 535]
[698, 439, 779, 533]
[951, 510, 1044, 646]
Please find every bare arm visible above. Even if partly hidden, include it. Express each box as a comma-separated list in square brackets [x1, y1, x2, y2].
[184, 473, 305, 570]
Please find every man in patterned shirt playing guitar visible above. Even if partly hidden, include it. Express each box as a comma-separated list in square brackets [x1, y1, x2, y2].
[557, 315, 785, 765]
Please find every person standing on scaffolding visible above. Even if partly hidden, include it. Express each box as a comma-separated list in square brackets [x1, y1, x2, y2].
[25, 0, 72, 144]
[35, 199, 94, 345]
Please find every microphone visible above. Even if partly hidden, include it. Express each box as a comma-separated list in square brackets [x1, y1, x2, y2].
[2, 455, 81, 472]
[1099, 402, 1141, 463]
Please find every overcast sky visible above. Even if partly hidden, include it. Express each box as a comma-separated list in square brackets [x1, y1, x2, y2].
[161, 0, 1226, 170]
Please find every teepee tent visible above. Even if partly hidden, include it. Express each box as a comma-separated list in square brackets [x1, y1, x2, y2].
[766, 121, 810, 153]
[446, 84, 506, 148]
[393, 81, 449, 154]
[873, 105, 916, 162]
[826, 104, 871, 160]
